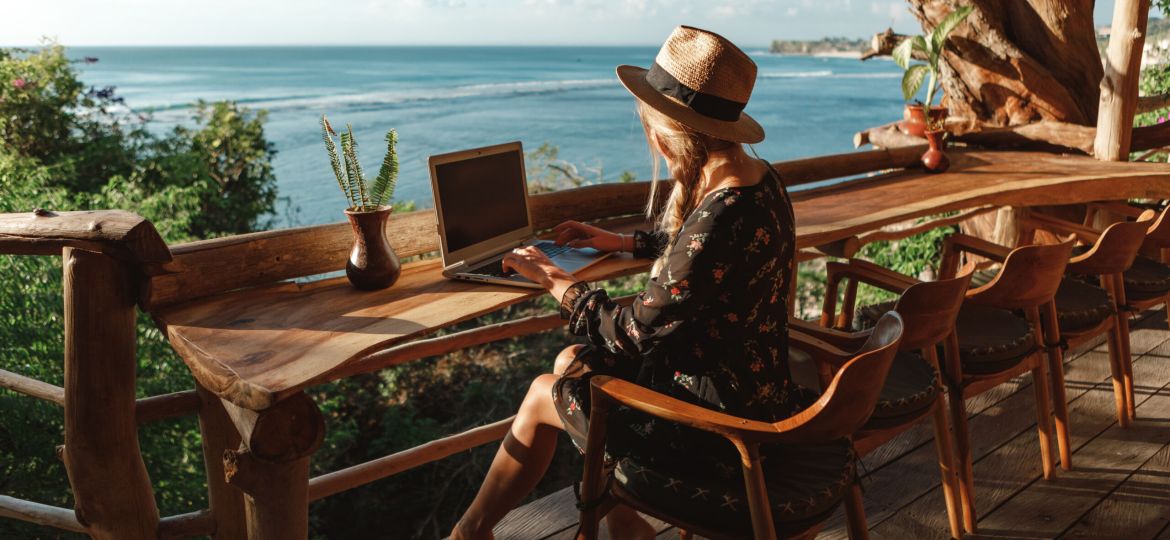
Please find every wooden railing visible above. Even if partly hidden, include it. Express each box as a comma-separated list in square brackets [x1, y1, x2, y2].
[0, 146, 943, 538]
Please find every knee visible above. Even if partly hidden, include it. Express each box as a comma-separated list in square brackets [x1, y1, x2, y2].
[526, 373, 557, 404]
[554, 344, 585, 376]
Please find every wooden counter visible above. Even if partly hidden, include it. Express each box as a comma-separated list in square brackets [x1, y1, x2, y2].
[157, 150, 1170, 411]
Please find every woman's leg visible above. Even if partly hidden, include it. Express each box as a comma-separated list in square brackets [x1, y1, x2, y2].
[452, 346, 584, 539]
[453, 372, 565, 539]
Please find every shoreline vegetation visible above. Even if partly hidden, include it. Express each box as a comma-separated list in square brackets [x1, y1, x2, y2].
[770, 36, 867, 57]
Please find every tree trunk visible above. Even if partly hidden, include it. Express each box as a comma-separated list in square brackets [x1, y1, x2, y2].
[906, 0, 1104, 127]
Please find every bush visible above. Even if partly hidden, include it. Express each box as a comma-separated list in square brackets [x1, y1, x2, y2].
[0, 42, 276, 537]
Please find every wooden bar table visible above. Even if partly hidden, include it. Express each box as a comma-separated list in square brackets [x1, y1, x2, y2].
[154, 149, 1170, 538]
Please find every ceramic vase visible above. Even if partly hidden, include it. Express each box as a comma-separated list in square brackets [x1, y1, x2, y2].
[344, 205, 401, 290]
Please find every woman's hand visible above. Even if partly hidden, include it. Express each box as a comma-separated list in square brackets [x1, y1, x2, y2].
[501, 246, 579, 301]
[553, 220, 626, 253]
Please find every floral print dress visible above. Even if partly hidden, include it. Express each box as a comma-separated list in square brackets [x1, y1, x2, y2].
[552, 162, 806, 474]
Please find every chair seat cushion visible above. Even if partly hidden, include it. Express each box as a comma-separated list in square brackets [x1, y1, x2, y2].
[859, 301, 1035, 376]
[1123, 255, 1170, 301]
[1053, 277, 1114, 333]
[787, 345, 938, 430]
[614, 438, 855, 536]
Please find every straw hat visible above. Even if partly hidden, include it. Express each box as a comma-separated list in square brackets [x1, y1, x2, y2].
[618, 26, 764, 144]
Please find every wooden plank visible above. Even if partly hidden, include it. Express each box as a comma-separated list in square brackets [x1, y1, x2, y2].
[867, 335, 1170, 539]
[0, 368, 65, 405]
[144, 209, 437, 310]
[819, 335, 1162, 539]
[975, 393, 1170, 537]
[0, 495, 86, 534]
[0, 209, 171, 267]
[159, 254, 650, 410]
[1054, 442, 1170, 539]
[493, 486, 579, 539]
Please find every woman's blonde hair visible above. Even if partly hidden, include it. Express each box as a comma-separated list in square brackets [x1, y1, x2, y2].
[638, 101, 732, 242]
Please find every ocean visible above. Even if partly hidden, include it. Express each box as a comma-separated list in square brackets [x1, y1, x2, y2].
[71, 46, 905, 227]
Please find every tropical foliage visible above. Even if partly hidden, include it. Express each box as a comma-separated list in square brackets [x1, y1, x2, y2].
[893, 6, 974, 128]
[321, 115, 399, 211]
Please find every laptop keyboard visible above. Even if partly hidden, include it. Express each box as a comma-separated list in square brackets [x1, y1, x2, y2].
[466, 243, 572, 278]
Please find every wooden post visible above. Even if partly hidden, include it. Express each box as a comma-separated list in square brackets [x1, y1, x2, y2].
[1094, 0, 1152, 161]
[221, 392, 324, 539]
[61, 247, 159, 539]
[197, 384, 247, 539]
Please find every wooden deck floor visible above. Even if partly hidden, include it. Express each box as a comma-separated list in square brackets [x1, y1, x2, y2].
[494, 310, 1170, 540]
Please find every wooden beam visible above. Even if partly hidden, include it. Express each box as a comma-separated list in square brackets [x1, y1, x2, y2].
[0, 368, 65, 405]
[157, 509, 217, 539]
[0, 210, 171, 267]
[858, 206, 998, 246]
[308, 416, 514, 502]
[322, 294, 638, 385]
[1137, 92, 1170, 113]
[61, 248, 159, 539]
[195, 384, 247, 539]
[1094, 0, 1152, 160]
[134, 389, 200, 425]
[772, 146, 925, 186]
[0, 495, 86, 534]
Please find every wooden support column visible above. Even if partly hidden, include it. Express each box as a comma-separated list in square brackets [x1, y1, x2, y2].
[61, 247, 160, 539]
[221, 392, 324, 540]
[196, 384, 247, 539]
[1094, 0, 1152, 160]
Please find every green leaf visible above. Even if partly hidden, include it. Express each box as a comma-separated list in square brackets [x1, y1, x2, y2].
[902, 64, 929, 102]
[930, 5, 974, 57]
[321, 115, 353, 208]
[371, 129, 399, 207]
[340, 128, 365, 210]
[892, 37, 915, 69]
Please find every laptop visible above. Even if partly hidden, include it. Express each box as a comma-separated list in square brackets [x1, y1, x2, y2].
[429, 141, 611, 288]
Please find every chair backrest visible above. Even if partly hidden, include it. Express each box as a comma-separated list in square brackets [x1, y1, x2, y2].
[1140, 206, 1170, 248]
[967, 241, 1073, 310]
[1067, 219, 1151, 276]
[892, 269, 973, 351]
[772, 312, 902, 440]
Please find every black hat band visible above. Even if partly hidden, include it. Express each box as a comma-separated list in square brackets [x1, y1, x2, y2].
[644, 62, 746, 122]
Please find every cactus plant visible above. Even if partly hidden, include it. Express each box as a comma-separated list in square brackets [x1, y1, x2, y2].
[321, 114, 398, 211]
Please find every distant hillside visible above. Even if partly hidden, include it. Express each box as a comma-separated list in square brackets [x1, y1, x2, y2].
[770, 37, 867, 56]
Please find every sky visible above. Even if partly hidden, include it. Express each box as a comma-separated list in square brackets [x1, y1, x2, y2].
[4, 0, 1130, 47]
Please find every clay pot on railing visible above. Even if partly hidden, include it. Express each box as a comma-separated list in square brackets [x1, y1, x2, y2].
[344, 205, 401, 290]
[921, 129, 950, 174]
[900, 105, 947, 138]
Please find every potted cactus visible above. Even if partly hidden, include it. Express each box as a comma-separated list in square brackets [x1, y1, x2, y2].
[321, 114, 402, 290]
[894, 5, 973, 173]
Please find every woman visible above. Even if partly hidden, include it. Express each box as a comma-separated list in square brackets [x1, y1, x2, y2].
[452, 26, 801, 539]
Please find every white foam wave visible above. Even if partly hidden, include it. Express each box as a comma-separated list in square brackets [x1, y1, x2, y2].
[141, 77, 617, 117]
[758, 70, 834, 79]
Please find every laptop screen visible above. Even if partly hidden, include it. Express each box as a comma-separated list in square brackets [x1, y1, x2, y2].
[434, 149, 530, 254]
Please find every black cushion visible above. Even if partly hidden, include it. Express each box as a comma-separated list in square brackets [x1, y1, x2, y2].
[858, 301, 1036, 376]
[614, 438, 855, 536]
[1123, 255, 1170, 301]
[1054, 277, 1115, 334]
[787, 345, 938, 430]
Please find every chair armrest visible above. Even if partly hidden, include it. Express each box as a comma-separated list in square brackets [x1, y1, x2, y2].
[788, 318, 870, 354]
[1087, 201, 1147, 220]
[588, 376, 788, 444]
[822, 259, 919, 329]
[0, 209, 172, 266]
[1020, 213, 1100, 245]
[943, 233, 1011, 262]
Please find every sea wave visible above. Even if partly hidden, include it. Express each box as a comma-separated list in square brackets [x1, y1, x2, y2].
[758, 70, 900, 80]
[142, 77, 617, 117]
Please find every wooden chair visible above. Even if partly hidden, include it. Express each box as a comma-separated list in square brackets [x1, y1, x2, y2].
[926, 236, 1074, 533]
[574, 313, 905, 540]
[1017, 211, 1152, 427]
[786, 259, 972, 540]
[1083, 201, 1170, 327]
